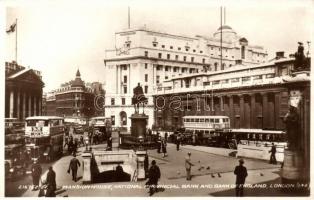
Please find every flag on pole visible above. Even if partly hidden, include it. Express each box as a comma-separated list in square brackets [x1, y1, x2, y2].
[6, 23, 16, 33]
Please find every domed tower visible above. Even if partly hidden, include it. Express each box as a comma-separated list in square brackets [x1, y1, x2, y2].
[71, 69, 85, 89]
[213, 25, 237, 42]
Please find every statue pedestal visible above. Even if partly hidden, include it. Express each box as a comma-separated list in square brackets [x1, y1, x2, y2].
[82, 152, 92, 184]
[282, 150, 309, 194]
[130, 113, 148, 138]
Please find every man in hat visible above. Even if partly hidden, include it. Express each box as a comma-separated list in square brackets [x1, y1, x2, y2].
[46, 166, 56, 197]
[147, 160, 161, 196]
[68, 154, 81, 182]
[234, 159, 248, 197]
[185, 152, 194, 181]
[269, 143, 277, 164]
[31, 160, 42, 190]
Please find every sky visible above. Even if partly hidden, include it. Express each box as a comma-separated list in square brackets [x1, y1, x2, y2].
[4, 0, 313, 93]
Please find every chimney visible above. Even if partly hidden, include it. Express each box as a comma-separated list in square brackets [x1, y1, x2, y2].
[276, 51, 285, 59]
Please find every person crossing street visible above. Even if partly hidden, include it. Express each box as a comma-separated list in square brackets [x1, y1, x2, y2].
[68, 154, 81, 182]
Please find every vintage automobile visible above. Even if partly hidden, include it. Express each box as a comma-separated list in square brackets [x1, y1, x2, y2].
[5, 144, 27, 180]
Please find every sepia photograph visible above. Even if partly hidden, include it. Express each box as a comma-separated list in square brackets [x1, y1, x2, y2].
[1, 0, 312, 198]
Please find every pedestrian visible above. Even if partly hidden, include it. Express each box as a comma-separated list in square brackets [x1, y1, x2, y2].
[107, 136, 112, 150]
[80, 135, 84, 147]
[31, 160, 42, 191]
[46, 166, 56, 197]
[68, 136, 73, 155]
[72, 139, 78, 155]
[68, 154, 81, 182]
[146, 160, 161, 196]
[234, 159, 248, 197]
[269, 143, 277, 164]
[157, 136, 161, 153]
[144, 152, 149, 178]
[192, 132, 196, 146]
[185, 152, 194, 181]
[176, 134, 181, 151]
[161, 138, 167, 157]
[164, 132, 168, 143]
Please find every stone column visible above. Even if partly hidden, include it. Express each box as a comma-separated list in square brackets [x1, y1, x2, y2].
[239, 94, 245, 128]
[274, 92, 281, 129]
[34, 96, 37, 116]
[250, 93, 256, 128]
[261, 92, 268, 129]
[16, 90, 20, 119]
[39, 96, 42, 116]
[220, 96, 224, 113]
[28, 94, 32, 117]
[228, 95, 234, 128]
[9, 90, 14, 118]
[128, 64, 131, 94]
[82, 152, 92, 184]
[23, 92, 26, 119]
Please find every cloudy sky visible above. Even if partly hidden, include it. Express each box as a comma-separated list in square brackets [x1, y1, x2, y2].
[4, 0, 313, 92]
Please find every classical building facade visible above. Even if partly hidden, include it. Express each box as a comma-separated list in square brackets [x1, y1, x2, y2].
[153, 55, 310, 131]
[46, 70, 103, 118]
[103, 25, 267, 130]
[5, 61, 44, 120]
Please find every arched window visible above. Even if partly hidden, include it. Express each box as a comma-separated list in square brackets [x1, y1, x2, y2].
[214, 63, 218, 71]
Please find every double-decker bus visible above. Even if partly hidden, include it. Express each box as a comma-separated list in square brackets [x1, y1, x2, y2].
[25, 116, 65, 162]
[5, 118, 25, 145]
[182, 115, 231, 146]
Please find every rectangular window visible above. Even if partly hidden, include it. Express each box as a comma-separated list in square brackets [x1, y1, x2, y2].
[123, 86, 127, 94]
[191, 57, 194, 62]
[205, 119, 209, 122]
[144, 51, 148, 57]
[200, 50, 203, 53]
[165, 76, 168, 80]
[153, 43, 157, 47]
[165, 66, 169, 71]
[213, 80, 220, 85]
[145, 86, 148, 94]
[122, 98, 125, 105]
[145, 63, 148, 69]
[123, 75, 127, 83]
[193, 49, 196, 52]
[178, 47, 181, 50]
[210, 119, 214, 123]
[111, 116, 115, 125]
[195, 119, 200, 122]
[167, 54, 170, 59]
[231, 78, 240, 82]
[123, 65, 128, 70]
[161, 45, 165, 48]
[157, 65, 162, 71]
[173, 67, 177, 72]
[156, 76, 160, 84]
[183, 56, 186, 61]
[158, 53, 162, 58]
[170, 46, 173, 49]
[200, 119, 204, 122]
[202, 58, 205, 63]
[214, 119, 219, 123]
[111, 98, 115, 105]
[145, 74, 148, 82]
[266, 74, 275, 78]
[242, 77, 251, 82]
[253, 75, 262, 80]
[189, 69, 193, 73]
[175, 55, 179, 60]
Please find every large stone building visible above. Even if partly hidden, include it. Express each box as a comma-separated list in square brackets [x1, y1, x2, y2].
[153, 53, 310, 131]
[46, 70, 104, 118]
[5, 61, 44, 120]
[103, 25, 267, 130]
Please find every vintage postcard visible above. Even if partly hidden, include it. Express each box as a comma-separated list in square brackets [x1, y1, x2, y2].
[2, 0, 312, 198]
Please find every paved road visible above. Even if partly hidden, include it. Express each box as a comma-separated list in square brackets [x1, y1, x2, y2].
[19, 143, 303, 197]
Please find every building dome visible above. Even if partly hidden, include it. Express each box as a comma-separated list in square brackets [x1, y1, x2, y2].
[217, 25, 233, 31]
[213, 25, 237, 42]
[71, 69, 85, 88]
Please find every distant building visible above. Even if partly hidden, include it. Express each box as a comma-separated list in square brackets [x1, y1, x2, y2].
[46, 70, 104, 118]
[153, 54, 310, 130]
[5, 61, 44, 120]
[103, 25, 268, 130]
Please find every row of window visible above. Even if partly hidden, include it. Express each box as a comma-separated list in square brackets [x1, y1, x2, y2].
[184, 118, 227, 123]
[200, 74, 274, 86]
[152, 43, 204, 54]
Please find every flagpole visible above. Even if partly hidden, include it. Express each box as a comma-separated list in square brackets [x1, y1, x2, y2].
[15, 18, 17, 63]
